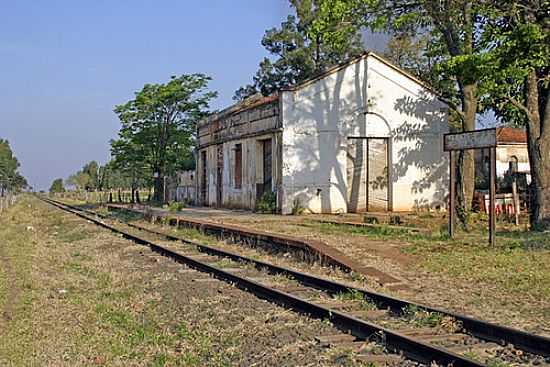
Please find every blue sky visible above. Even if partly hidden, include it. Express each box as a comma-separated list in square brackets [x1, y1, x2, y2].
[1, 0, 297, 190]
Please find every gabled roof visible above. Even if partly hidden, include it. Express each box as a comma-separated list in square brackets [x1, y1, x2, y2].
[497, 127, 527, 144]
[281, 51, 441, 98]
[202, 51, 442, 128]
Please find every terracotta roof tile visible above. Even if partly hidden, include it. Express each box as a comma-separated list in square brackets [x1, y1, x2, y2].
[496, 127, 527, 144]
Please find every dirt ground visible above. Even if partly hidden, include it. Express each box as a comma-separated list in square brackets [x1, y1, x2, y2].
[113, 204, 550, 338]
[0, 197, 376, 367]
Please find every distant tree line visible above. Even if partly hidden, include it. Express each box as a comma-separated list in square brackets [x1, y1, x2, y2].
[0, 139, 27, 196]
[55, 160, 151, 202]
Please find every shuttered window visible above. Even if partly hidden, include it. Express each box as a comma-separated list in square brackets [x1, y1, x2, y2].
[234, 144, 242, 189]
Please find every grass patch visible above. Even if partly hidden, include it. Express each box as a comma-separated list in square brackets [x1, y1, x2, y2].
[333, 289, 377, 311]
[404, 230, 550, 300]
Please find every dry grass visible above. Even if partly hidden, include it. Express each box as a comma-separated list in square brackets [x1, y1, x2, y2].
[1, 196, 373, 366]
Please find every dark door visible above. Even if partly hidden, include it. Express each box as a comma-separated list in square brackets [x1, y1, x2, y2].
[200, 151, 207, 205]
[216, 145, 223, 207]
[263, 139, 272, 193]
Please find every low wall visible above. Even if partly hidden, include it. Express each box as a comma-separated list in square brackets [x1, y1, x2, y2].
[106, 204, 391, 281]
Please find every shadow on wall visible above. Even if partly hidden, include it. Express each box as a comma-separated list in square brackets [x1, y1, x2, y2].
[283, 62, 447, 213]
[392, 91, 448, 210]
[284, 61, 368, 213]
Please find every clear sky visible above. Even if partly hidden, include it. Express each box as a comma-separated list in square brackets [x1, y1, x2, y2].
[1, 0, 296, 190]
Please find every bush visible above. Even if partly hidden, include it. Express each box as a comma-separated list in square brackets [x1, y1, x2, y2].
[168, 201, 185, 212]
[256, 191, 277, 213]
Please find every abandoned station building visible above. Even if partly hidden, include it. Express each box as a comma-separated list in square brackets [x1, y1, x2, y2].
[197, 52, 449, 214]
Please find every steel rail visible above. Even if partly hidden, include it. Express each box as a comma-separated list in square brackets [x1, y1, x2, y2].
[44, 197, 550, 363]
[42, 197, 488, 367]
[44, 198, 550, 357]
[48, 198, 550, 359]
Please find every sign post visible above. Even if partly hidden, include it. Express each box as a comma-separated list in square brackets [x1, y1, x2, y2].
[444, 128, 497, 246]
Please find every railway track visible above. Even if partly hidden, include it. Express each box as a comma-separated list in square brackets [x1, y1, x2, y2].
[42, 197, 550, 367]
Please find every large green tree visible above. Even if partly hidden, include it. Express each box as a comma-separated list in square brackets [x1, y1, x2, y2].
[234, 0, 364, 100]
[113, 74, 216, 202]
[482, 0, 550, 229]
[0, 139, 27, 195]
[311, 0, 496, 223]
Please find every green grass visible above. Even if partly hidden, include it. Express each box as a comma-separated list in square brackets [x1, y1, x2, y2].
[333, 289, 377, 311]
[404, 230, 550, 300]
[0, 197, 37, 366]
[402, 305, 444, 328]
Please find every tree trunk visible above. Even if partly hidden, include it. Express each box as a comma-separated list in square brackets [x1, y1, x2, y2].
[456, 83, 477, 220]
[154, 175, 164, 203]
[527, 134, 550, 230]
[524, 71, 550, 230]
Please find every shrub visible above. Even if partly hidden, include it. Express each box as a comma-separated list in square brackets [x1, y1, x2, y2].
[256, 191, 277, 213]
[168, 201, 185, 212]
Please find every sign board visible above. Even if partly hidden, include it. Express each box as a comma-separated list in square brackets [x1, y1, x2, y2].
[444, 128, 497, 151]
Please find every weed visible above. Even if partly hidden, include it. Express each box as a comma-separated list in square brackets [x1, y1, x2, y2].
[333, 289, 377, 311]
[402, 305, 444, 328]
[486, 359, 511, 367]
[255, 191, 277, 214]
[168, 201, 185, 212]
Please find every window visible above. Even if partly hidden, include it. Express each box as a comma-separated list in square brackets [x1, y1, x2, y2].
[234, 144, 242, 189]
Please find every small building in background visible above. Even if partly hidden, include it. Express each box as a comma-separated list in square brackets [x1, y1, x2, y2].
[197, 52, 449, 214]
[167, 170, 196, 204]
[474, 127, 530, 215]
[475, 127, 530, 187]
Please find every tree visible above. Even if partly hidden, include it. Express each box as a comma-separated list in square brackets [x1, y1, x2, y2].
[110, 136, 150, 202]
[234, 0, 364, 100]
[113, 74, 216, 202]
[49, 178, 65, 194]
[81, 161, 100, 191]
[67, 171, 90, 191]
[483, 0, 550, 230]
[312, 0, 496, 224]
[0, 139, 27, 195]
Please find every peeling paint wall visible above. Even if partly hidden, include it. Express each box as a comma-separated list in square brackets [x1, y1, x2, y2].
[197, 97, 282, 209]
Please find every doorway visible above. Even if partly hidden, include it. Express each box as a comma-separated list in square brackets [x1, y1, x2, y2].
[347, 138, 389, 212]
[200, 151, 207, 204]
[256, 139, 272, 200]
[216, 144, 223, 207]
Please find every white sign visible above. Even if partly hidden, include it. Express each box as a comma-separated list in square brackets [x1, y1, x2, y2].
[444, 129, 497, 151]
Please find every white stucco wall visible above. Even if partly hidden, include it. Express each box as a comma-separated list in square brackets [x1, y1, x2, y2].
[280, 54, 449, 214]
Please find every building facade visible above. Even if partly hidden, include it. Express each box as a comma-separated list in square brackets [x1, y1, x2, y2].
[197, 52, 449, 214]
[476, 127, 531, 184]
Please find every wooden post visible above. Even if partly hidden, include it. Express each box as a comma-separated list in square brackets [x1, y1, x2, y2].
[489, 147, 496, 247]
[512, 178, 519, 226]
[449, 150, 455, 238]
